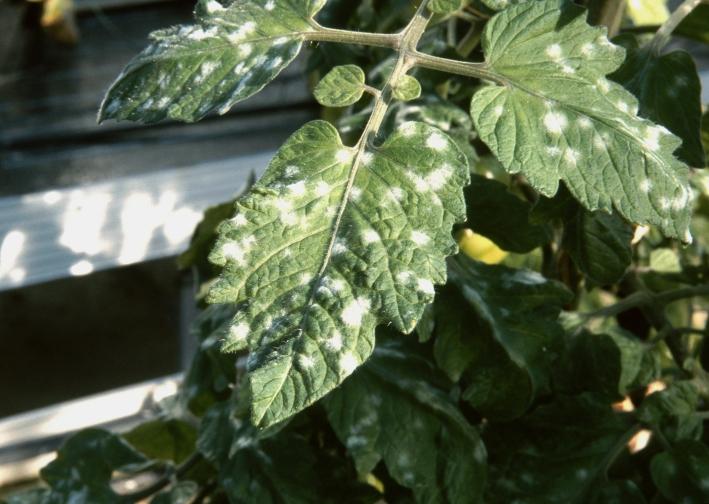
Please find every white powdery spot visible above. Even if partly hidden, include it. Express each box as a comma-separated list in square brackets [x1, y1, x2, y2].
[350, 187, 362, 201]
[265, 0, 275, 10]
[238, 44, 253, 57]
[387, 187, 404, 201]
[339, 352, 359, 375]
[332, 239, 347, 254]
[561, 64, 575, 75]
[325, 330, 343, 351]
[426, 165, 451, 190]
[616, 101, 629, 113]
[493, 105, 504, 118]
[300, 273, 313, 285]
[205, 0, 224, 13]
[298, 354, 315, 369]
[157, 97, 171, 108]
[315, 181, 330, 197]
[639, 179, 652, 193]
[411, 230, 430, 245]
[546, 146, 561, 157]
[274, 199, 292, 213]
[268, 56, 283, 70]
[362, 229, 380, 244]
[284, 165, 299, 177]
[274, 36, 288, 45]
[396, 271, 412, 283]
[596, 78, 610, 93]
[401, 123, 417, 137]
[361, 151, 374, 166]
[426, 133, 447, 151]
[341, 297, 371, 327]
[564, 148, 581, 165]
[222, 242, 245, 263]
[233, 62, 246, 75]
[200, 61, 218, 78]
[577, 117, 592, 129]
[543, 111, 567, 135]
[417, 278, 435, 295]
[580, 42, 594, 57]
[593, 134, 606, 150]
[410, 174, 430, 192]
[230, 322, 249, 342]
[642, 126, 661, 152]
[545, 43, 563, 60]
[336, 149, 354, 163]
[242, 235, 256, 249]
[288, 181, 306, 196]
[330, 279, 345, 292]
[659, 197, 671, 210]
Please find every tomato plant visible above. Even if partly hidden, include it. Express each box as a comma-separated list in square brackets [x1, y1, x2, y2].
[6, 0, 709, 502]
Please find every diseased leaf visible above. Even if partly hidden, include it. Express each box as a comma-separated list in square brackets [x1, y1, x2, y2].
[651, 441, 709, 504]
[428, 0, 461, 15]
[611, 36, 705, 167]
[182, 304, 238, 416]
[431, 286, 476, 382]
[465, 174, 551, 253]
[448, 255, 572, 418]
[100, 0, 325, 123]
[314, 65, 367, 107]
[208, 120, 469, 426]
[471, 0, 692, 242]
[562, 207, 633, 286]
[324, 336, 487, 504]
[392, 75, 421, 101]
[638, 381, 703, 443]
[124, 419, 198, 464]
[198, 402, 324, 503]
[39, 429, 148, 504]
[151, 482, 199, 504]
[484, 394, 637, 503]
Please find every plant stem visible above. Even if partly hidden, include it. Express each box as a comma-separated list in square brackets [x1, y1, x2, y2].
[410, 51, 507, 84]
[581, 285, 709, 320]
[122, 452, 203, 502]
[650, 0, 703, 53]
[307, 24, 401, 48]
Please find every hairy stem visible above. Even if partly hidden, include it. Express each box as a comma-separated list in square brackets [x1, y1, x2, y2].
[122, 452, 203, 502]
[307, 24, 401, 49]
[410, 51, 507, 84]
[650, 0, 703, 53]
[581, 285, 709, 320]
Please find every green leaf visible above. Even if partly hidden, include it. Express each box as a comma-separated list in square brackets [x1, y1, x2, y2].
[651, 441, 709, 504]
[39, 429, 148, 504]
[626, 0, 668, 26]
[197, 401, 357, 504]
[484, 394, 637, 503]
[4, 489, 50, 504]
[392, 75, 421, 101]
[470, 0, 692, 242]
[637, 381, 702, 443]
[649, 247, 682, 273]
[151, 482, 199, 504]
[588, 480, 646, 504]
[610, 36, 706, 167]
[324, 336, 487, 504]
[448, 255, 572, 417]
[428, 0, 461, 15]
[314, 65, 367, 107]
[562, 207, 633, 286]
[677, 4, 709, 45]
[464, 174, 551, 253]
[182, 304, 238, 416]
[207, 120, 469, 427]
[123, 419, 198, 464]
[99, 0, 325, 123]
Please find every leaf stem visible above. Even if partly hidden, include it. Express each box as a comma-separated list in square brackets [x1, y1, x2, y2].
[650, 0, 703, 53]
[410, 51, 508, 85]
[580, 285, 709, 320]
[121, 452, 203, 502]
[307, 24, 401, 49]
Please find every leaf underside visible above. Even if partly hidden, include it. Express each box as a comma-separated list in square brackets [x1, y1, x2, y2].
[471, 0, 692, 242]
[208, 120, 468, 426]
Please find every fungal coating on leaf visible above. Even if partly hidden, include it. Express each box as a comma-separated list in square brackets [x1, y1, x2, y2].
[99, 0, 326, 123]
[207, 120, 469, 426]
[470, 0, 692, 242]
